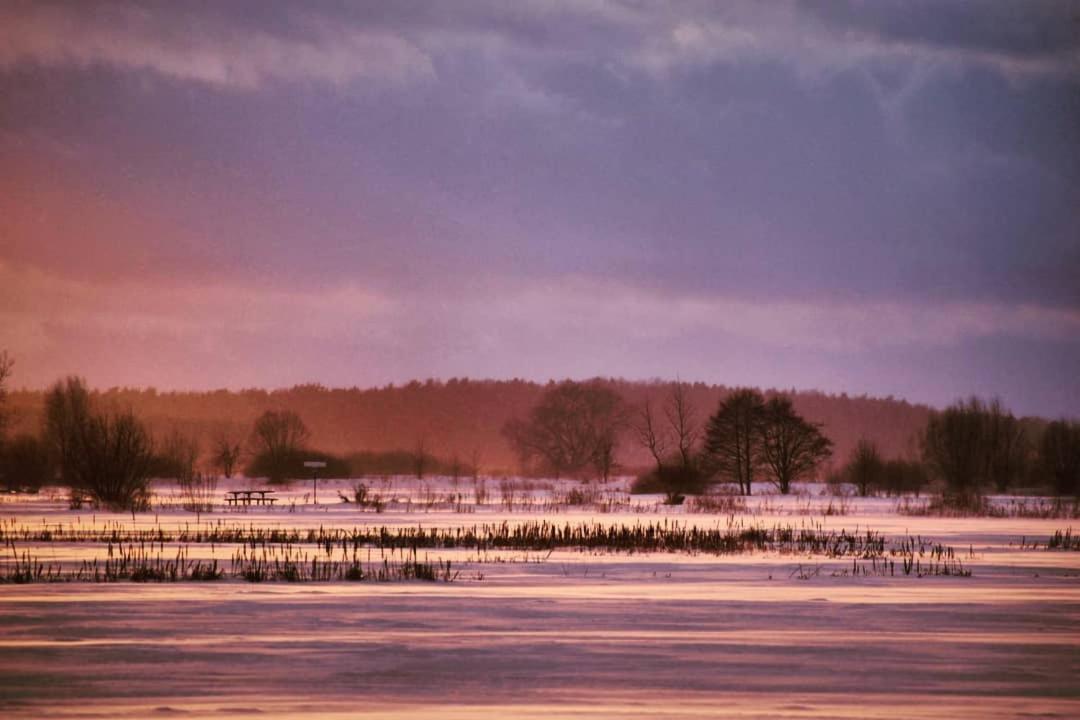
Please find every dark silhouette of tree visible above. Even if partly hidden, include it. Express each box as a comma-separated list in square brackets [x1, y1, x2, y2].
[503, 380, 625, 479]
[982, 398, 1027, 493]
[633, 382, 705, 501]
[43, 376, 154, 510]
[921, 397, 988, 497]
[758, 396, 833, 494]
[0, 350, 12, 444]
[703, 388, 765, 495]
[847, 439, 884, 497]
[249, 410, 309, 482]
[922, 396, 1031, 498]
[211, 427, 243, 479]
[881, 458, 929, 497]
[635, 398, 668, 476]
[1, 434, 50, 492]
[156, 427, 199, 483]
[1040, 419, 1080, 496]
[76, 411, 155, 510]
[666, 381, 699, 473]
[43, 377, 92, 487]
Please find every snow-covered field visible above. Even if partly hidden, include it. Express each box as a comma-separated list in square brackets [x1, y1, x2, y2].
[1, 477, 1078, 719]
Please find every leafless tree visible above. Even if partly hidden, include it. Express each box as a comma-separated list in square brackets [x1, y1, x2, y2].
[665, 381, 699, 472]
[922, 397, 989, 497]
[503, 380, 625, 480]
[758, 396, 833, 494]
[159, 427, 199, 483]
[211, 426, 244, 479]
[982, 398, 1027, 493]
[635, 398, 668, 476]
[43, 376, 92, 487]
[249, 410, 309, 482]
[846, 438, 884, 497]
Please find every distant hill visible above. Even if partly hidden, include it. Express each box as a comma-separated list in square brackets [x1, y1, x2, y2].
[7, 379, 934, 474]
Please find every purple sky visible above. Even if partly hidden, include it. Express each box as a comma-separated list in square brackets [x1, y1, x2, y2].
[1, 1, 1078, 418]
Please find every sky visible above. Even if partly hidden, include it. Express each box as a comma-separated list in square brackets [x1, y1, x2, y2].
[1, 1, 1078, 418]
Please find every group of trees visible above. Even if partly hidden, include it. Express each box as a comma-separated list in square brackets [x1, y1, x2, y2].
[502, 381, 834, 499]
[0, 350, 335, 507]
[834, 397, 1080, 500]
[2, 347, 1078, 508]
[839, 440, 928, 497]
[920, 396, 1078, 498]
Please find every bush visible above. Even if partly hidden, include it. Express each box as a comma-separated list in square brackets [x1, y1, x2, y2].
[247, 449, 351, 483]
[631, 464, 709, 504]
[880, 459, 929, 497]
[1, 434, 52, 492]
[845, 440, 884, 497]
[76, 412, 155, 511]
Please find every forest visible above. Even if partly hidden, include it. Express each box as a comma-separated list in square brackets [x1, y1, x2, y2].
[5, 377, 937, 475]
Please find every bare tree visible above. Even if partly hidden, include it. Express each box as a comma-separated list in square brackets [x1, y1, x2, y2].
[249, 410, 309, 482]
[921, 397, 989, 497]
[758, 396, 833, 494]
[635, 399, 668, 476]
[211, 426, 244, 479]
[982, 398, 1027, 493]
[846, 439, 884, 497]
[158, 427, 199, 483]
[503, 380, 625, 480]
[43, 376, 92, 487]
[664, 381, 699, 472]
[633, 383, 704, 501]
[703, 388, 765, 495]
[46, 386, 155, 511]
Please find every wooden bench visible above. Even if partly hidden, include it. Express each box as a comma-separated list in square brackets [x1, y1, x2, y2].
[225, 490, 278, 507]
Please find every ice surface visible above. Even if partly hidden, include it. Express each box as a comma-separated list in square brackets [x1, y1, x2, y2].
[1, 478, 1077, 719]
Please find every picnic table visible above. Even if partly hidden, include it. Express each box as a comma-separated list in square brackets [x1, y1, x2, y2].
[224, 489, 278, 507]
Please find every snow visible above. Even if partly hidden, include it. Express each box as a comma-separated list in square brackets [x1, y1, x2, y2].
[1, 477, 1077, 718]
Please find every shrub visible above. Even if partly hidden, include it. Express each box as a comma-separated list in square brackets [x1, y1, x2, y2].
[247, 449, 350, 483]
[0, 434, 52, 492]
[631, 464, 708, 504]
[845, 439, 884, 497]
[880, 459, 929, 497]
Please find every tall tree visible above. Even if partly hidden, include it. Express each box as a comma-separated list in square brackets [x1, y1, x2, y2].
[920, 396, 1030, 497]
[503, 380, 625, 479]
[665, 381, 699, 473]
[982, 398, 1027, 493]
[43, 376, 92, 487]
[43, 377, 154, 509]
[703, 388, 765, 494]
[758, 396, 833, 494]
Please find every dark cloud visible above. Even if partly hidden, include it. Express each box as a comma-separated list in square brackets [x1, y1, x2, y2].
[2, 1, 1077, 413]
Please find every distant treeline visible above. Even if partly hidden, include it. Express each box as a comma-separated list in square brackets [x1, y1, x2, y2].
[7, 378, 940, 472]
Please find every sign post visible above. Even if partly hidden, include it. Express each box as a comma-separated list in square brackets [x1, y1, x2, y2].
[303, 461, 327, 504]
